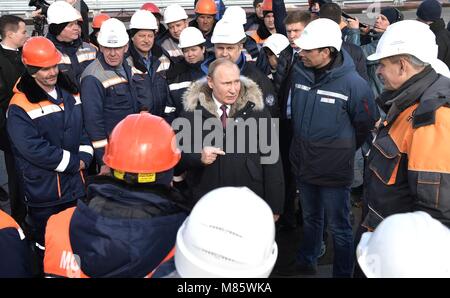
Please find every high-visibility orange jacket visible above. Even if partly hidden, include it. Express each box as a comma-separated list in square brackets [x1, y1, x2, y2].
[363, 68, 450, 229]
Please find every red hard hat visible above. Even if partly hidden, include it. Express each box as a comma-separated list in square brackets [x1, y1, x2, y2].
[103, 113, 181, 174]
[195, 0, 217, 15]
[92, 13, 110, 29]
[261, 0, 273, 12]
[141, 2, 161, 15]
[22, 37, 61, 68]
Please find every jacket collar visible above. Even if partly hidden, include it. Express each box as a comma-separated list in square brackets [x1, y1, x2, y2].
[429, 18, 446, 33]
[296, 49, 354, 86]
[128, 43, 167, 75]
[15, 72, 78, 103]
[378, 66, 439, 124]
[47, 33, 82, 55]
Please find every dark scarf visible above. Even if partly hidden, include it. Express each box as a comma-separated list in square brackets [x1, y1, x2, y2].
[312, 50, 343, 83]
[377, 66, 439, 124]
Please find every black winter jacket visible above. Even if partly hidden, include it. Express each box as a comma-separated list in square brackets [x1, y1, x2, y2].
[176, 77, 285, 214]
[0, 46, 25, 151]
[429, 19, 450, 68]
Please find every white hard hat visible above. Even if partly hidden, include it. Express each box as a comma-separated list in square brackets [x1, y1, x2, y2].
[163, 4, 188, 24]
[175, 187, 278, 278]
[367, 20, 438, 64]
[294, 18, 342, 51]
[357, 211, 450, 278]
[179, 27, 206, 49]
[211, 20, 247, 45]
[97, 18, 129, 48]
[263, 33, 290, 57]
[129, 9, 158, 30]
[222, 6, 247, 25]
[47, 1, 81, 25]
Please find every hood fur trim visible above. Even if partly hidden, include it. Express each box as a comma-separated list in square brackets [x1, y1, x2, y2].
[182, 76, 264, 117]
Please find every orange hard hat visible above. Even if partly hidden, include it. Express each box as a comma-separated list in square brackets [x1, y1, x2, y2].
[92, 13, 110, 29]
[103, 113, 181, 174]
[261, 0, 273, 12]
[195, 0, 217, 15]
[141, 2, 161, 15]
[22, 37, 61, 68]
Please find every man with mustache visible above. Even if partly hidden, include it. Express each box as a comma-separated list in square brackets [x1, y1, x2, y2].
[6, 37, 93, 266]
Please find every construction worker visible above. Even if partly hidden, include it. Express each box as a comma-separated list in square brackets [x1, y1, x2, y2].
[80, 18, 140, 175]
[362, 20, 450, 231]
[245, 0, 264, 34]
[357, 211, 450, 278]
[190, 0, 218, 53]
[0, 209, 32, 277]
[171, 187, 278, 278]
[7, 36, 93, 261]
[65, 0, 90, 42]
[160, 4, 189, 63]
[251, 0, 276, 45]
[140, 2, 167, 40]
[45, 1, 97, 88]
[259, 33, 290, 80]
[290, 19, 377, 277]
[319, 3, 368, 81]
[43, 113, 188, 278]
[221, 6, 260, 61]
[88, 13, 110, 49]
[166, 27, 206, 115]
[203, 20, 279, 117]
[126, 10, 174, 119]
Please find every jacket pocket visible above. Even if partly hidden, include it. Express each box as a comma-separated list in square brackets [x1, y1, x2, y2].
[104, 83, 131, 103]
[416, 172, 441, 209]
[23, 171, 59, 206]
[309, 99, 340, 138]
[368, 134, 401, 185]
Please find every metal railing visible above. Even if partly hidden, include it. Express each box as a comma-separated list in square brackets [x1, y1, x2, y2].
[0, 0, 399, 16]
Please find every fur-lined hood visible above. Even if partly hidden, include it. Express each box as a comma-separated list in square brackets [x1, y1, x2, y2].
[182, 76, 264, 118]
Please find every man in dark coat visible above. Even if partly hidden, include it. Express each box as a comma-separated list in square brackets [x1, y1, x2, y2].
[290, 19, 377, 277]
[272, 10, 311, 230]
[175, 58, 284, 219]
[0, 15, 28, 223]
[245, 0, 264, 33]
[416, 0, 450, 68]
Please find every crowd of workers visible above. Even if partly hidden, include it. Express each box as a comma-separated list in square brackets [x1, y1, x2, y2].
[0, 0, 450, 278]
